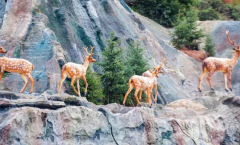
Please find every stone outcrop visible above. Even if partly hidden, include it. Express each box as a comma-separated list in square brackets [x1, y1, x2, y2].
[0, 0, 240, 103]
[0, 91, 239, 144]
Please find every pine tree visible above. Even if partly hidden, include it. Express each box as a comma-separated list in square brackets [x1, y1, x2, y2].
[124, 42, 149, 105]
[79, 67, 104, 105]
[171, 10, 205, 50]
[125, 42, 149, 77]
[98, 32, 126, 104]
[204, 35, 215, 57]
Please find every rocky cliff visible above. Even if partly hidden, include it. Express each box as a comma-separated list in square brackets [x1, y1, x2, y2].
[0, 91, 239, 144]
[0, 0, 240, 144]
[1, 0, 240, 103]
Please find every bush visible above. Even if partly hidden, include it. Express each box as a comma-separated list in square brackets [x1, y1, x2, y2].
[171, 10, 205, 50]
[129, 0, 199, 28]
[204, 35, 215, 57]
[79, 68, 105, 105]
[98, 32, 127, 104]
[231, 5, 240, 20]
[198, 8, 219, 21]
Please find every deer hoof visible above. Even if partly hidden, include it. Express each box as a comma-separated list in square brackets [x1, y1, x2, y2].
[211, 88, 214, 91]
[225, 89, 229, 92]
[84, 92, 87, 97]
[230, 88, 233, 91]
[198, 89, 202, 92]
[123, 104, 125, 107]
[137, 104, 142, 107]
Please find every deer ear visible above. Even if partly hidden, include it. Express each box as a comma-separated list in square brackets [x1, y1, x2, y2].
[232, 48, 237, 51]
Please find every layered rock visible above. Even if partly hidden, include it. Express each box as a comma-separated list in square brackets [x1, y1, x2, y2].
[0, 91, 239, 144]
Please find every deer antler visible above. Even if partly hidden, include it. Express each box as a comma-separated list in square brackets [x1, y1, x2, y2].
[83, 47, 90, 55]
[159, 58, 165, 68]
[153, 59, 158, 70]
[226, 31, 239, 48]
[153, 57, 165, 74]
[90, 46, 94, 56]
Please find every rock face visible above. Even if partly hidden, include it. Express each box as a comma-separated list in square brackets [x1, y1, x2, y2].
[0, 91, 239, 145]
[0, 1, 240, 144]
[0, 0, 240, 103]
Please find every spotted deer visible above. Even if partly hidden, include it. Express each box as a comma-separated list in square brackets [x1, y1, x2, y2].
[58, 46, 97, 96]
[139, 58, 165, 103]
[198, 31, 240, 92]
[0, 46, 35, 93]
[123, 58, 165, 107]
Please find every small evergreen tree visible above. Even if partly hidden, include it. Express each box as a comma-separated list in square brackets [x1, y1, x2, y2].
[98, 32, 126, 104]
[79, 67, 104, 105]
[125, 42, 149, 77]
[204, 35, 215, 57]
[124, 42, 149, 105]
[171, 10, 205, 50]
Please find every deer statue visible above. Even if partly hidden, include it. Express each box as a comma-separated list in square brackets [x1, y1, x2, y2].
[139, 58, 165, 103]
[58, 46, 97, 96]
[0, 46, 35, 93]
[123, 58, 165, 107]
[198, 31, 240, 92]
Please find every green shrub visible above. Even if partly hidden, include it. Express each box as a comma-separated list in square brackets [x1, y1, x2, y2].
[171, 10, 205, 50]
[204, 35, 215, 57]
[198, 8, 219, 21]
[98, 32, 126, 104]
[231, 5, 240, 20]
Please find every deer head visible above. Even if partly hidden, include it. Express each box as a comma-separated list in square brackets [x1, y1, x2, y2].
[153, 58, 165, 74]
[83, 46, 97, 62]
[0, 46, 7, 53]
[149, 58, 165, 77]
[226, 31, 240, 53]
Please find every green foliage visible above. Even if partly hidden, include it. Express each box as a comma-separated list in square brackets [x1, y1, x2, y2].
[204, 35, 215, 57]
[67, 67, 104, 105]
[171, 10, 205, 50]
[198, 8, 219, 21]
[79, 68, 104, 105]
[98, 32, 126, 104]
[125, 42, 149, 77]
[124, 41, 149, 105]
[129, 0, 199, 27]
[198, 0, 240, 20]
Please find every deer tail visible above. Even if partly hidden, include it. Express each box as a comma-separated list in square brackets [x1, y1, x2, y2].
[202, 61, 206, 72]
[32, 64, 34, 70]
[62, 65, 66, 73]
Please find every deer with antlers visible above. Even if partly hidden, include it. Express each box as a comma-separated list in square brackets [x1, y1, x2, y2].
[0, 46, 35, 93]
[123, 58, 165, 107]
[198, 31, 240, 92]
[139, 58, 165, 103]
[58, 46, 97, 96]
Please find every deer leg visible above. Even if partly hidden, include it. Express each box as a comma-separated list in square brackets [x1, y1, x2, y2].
[77, 79, 81, 97]
[147, 88, 152, 108]
[206, 71, 214, 91]
[198, 72, 206, 92]
[153, 85, 157, 103]
[70, 77, 79, 96]
[82, 76, 88, 97]
[223, 73, 229, 92]
[0, 69, 4, 83]
[26, 73, 34, 93]
[19, 74, 29, 93]
[228, 72, 232, 91]
[123, 84, 133, 106]
[134, 88, 141, 107]
[58, 72, 67, 94]
[139, 91, 143, 101]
